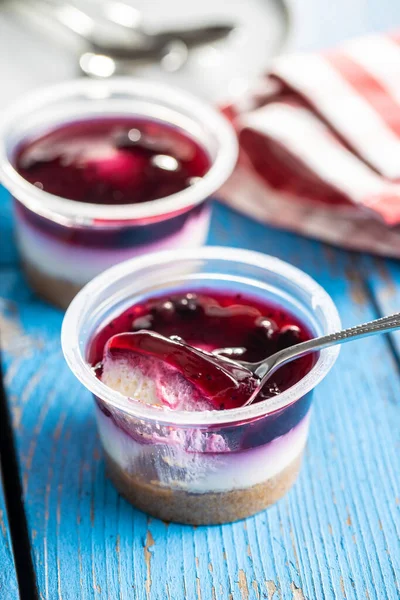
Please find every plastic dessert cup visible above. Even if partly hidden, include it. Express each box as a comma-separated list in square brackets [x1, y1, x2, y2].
[0, 79, 237, 309]
[61, 247, 341, 525]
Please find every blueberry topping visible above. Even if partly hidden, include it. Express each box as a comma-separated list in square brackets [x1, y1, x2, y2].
[175, 294, 199, 315]
[277, 325, 302, 350]
[89, 289, 315, 413]
[256, 317, 278, 340]
[15, 117, 210, 205]
[151, 300, 175, 320]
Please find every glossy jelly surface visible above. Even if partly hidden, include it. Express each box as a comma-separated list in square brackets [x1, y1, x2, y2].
[14, 118, 211, 205]
[91, 289, 315, 410]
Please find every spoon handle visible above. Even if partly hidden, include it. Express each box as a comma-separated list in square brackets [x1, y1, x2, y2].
[253, 311, 400, 381]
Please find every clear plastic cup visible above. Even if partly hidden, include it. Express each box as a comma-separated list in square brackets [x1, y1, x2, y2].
[61, 247, 340, 524]
[0, 79, 237, 309]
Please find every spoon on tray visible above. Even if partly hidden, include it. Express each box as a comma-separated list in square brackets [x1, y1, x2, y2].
[6, 0, 234, 75]
[215, 312, 400, 406]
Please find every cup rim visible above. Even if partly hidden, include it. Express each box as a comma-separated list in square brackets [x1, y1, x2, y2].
[0, 78, 238, 225]
[61, 246, 341, 426]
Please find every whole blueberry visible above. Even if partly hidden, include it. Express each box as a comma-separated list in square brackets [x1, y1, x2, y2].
[151, 300, 175, 321]
[277, 325, 302, 350]
[256, 317, 278, 340]
[175, 294, 199, 315]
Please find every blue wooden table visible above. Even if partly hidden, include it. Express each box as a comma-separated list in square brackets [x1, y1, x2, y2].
[1, 1, 400, 598]
[2, 195, 400, 600]
[0, 478, 18, 598]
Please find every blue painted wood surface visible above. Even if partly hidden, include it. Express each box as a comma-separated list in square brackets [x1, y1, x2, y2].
[1, 179, 400, 598]
[0, 184, 19, 600]
[0, 478, 18, 599]
[1, 1, 400, 598]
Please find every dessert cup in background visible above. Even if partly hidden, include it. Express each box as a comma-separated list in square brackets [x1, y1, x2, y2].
[62, 247, 340, 525]
[0, 79, 237, 309]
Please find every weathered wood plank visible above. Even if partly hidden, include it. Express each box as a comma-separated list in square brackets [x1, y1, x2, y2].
[0, 473, 19, 600]
[1, 186, 399, 599]
[0, 190, 17, 268]
[363, 257, 400, 357]
[2, 1, 400, 597]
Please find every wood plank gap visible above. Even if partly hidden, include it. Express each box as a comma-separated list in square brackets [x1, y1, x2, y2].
[0, 353, 38, 600]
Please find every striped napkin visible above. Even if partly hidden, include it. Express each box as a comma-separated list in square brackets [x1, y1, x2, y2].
[221, 32, 400, 257]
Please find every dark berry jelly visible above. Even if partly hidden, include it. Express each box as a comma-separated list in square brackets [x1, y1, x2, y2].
[14, 118, 211, 205]
[103, 331, 256, 410]
[91, 289, 315, 410]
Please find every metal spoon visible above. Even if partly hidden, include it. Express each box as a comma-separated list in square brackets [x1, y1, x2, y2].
[121, 312, 400, 407]
[223, 312, 400, 407]
[78, 16, 234, 75]
[78, 22, 234, 76]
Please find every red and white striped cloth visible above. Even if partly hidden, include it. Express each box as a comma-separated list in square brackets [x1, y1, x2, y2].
[220, 32, 400, 257]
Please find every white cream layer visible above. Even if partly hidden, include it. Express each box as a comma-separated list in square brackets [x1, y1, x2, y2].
[101, 349, 215, 411]
[96, 407, 310, 493]
[15, 207, 210, 286]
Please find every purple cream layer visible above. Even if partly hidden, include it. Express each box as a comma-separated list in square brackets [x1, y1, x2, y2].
[14, 203, 210, 285]
[95, 404, 311, 492]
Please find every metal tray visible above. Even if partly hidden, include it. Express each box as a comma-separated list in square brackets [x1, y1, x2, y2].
[0, 0, 291, 107]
